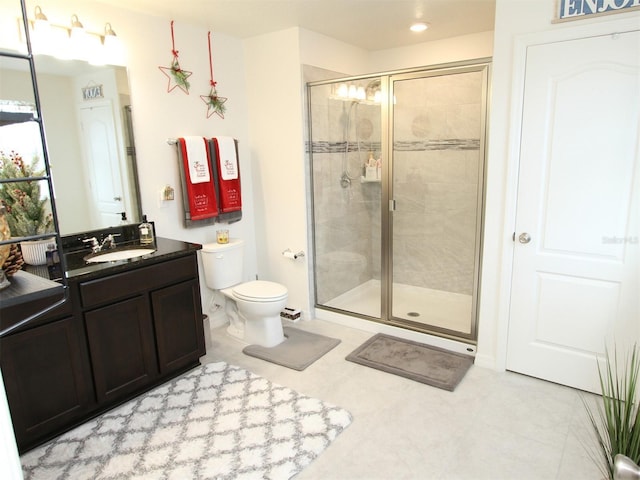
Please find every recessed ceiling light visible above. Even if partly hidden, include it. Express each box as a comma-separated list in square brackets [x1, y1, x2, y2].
[410, 22, 429, 33]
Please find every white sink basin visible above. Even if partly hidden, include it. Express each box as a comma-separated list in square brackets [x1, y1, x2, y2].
[85, 248, 155, 263]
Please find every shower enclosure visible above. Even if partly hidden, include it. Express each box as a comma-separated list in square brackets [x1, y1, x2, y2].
[307, 60, 489, 343]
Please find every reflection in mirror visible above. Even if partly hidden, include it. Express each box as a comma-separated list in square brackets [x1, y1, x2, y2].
[0, 56, 52, 244]
[0, 54, 141, 236]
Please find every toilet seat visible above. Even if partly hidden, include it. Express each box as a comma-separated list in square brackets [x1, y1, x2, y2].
[232, 280, 288, 303]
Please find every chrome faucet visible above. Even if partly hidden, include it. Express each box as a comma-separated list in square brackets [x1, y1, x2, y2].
[100, 234, 118, 250]
[82, 237, 100, 253]
[83, 234, 119, 253]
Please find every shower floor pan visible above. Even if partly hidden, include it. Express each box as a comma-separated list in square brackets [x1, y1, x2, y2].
[324, 279, 472, 335]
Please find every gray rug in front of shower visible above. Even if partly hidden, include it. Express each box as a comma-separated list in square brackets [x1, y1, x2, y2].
[345, 333, 473, 391]
[243, 327, 341, 371]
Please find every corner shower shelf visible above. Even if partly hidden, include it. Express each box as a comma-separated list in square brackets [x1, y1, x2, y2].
[360, 176, 381, 183]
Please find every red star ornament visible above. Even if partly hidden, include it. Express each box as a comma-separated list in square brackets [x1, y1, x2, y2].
[200, 87, 228, 119]
[159, 57, 192, 94]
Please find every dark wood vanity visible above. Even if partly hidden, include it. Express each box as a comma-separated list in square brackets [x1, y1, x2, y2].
[0, 236, 206, 453]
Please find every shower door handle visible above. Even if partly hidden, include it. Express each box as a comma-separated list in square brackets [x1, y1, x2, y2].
[518, 232, 532, 244]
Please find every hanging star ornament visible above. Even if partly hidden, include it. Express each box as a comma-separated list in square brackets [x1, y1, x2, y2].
[201, 84, 227, 119]
[158, 21, 191, 94]
[159, 56, 192, 94]
[201, 32, 228, 119]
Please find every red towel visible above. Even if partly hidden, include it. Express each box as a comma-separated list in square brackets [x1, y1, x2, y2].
[178, 137, 219, 221]
[212, 137, 242, 213]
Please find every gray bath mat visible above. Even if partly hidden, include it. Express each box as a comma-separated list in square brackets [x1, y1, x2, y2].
[243, 326, 341, 371]
[346, 333, 473, 391]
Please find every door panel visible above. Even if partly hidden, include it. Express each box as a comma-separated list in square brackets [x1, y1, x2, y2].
[79, 101, 125, 228]
[507, 31, 640, 392]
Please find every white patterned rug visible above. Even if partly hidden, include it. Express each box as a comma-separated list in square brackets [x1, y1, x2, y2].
[21, 362, 352, 479]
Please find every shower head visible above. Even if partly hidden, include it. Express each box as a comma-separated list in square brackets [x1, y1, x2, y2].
[365, 79, 381, 102]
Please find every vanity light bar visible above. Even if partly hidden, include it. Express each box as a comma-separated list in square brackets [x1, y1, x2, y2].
[18, 6, 124, 65]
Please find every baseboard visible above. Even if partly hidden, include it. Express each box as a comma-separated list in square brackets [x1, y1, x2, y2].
[316, 308, 477, 357]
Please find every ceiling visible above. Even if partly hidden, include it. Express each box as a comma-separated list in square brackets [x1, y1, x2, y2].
[95, 0, 496, 51]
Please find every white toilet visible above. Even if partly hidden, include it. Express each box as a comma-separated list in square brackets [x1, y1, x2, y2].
[201, 239, 288, 347]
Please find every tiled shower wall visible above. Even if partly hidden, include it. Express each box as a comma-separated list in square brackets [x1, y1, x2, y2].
[310, 79, 382, 305]
[392, 71, 483, 296]
[310, 70, 483, 305]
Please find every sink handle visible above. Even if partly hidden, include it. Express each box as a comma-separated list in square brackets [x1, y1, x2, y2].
[82, 237, 100, 252]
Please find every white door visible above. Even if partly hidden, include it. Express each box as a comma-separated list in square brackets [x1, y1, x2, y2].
[79, 102, 126, 228]
[506, 31, 640, 393]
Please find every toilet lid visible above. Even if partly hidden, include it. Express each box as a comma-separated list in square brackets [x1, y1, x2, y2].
[232, 280, 288, 302]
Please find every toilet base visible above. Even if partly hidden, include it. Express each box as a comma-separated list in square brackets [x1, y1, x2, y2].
[243, 314, 285, 348]
[226, 323, 244, 341]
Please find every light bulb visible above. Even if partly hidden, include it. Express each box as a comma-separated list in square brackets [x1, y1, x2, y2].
[410, 22, 429, 33]
[31, 6, 51, 54]
[101, 22, 125, 65]
[68, 14, 89, 61]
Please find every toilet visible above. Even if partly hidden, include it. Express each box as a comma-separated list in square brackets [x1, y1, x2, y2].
[201, 239, 288, 347]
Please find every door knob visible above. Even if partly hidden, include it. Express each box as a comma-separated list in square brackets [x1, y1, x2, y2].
[518, 232, 532, 244]
[113, 196, 122, 201]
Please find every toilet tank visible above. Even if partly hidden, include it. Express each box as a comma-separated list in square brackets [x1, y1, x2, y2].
[201, 238, 244, 289]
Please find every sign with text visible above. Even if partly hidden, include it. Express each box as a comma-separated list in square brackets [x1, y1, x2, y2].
[81, 84, 104, 101]
[558, 0, 640, 20]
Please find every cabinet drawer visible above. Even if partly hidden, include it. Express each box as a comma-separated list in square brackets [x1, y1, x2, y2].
[79, 255, 197, 308]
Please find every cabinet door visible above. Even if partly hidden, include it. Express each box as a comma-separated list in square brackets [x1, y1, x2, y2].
[85, 295, 158, 403]
[151, 279, 205, 374]
[0, 316, 92, 450]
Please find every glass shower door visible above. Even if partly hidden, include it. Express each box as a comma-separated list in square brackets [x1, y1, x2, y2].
[388, 67, 488, 339]
[308, 77, 383, 319]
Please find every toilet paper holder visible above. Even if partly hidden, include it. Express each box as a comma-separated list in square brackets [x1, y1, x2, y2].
[282, 249, 305, 260]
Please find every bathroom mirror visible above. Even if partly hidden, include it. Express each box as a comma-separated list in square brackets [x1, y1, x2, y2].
[0, 53, 142, 236]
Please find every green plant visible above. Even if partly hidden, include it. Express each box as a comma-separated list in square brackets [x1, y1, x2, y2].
[583, 343, 640, 479]
[0, 150, 53, 238]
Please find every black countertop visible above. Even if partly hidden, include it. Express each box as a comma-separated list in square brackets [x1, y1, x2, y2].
[0, 270, 64, 311]
[64, 236, 202, 280]
[1, 237, 201, 315]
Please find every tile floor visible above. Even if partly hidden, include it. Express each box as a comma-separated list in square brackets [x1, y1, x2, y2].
[200, 319, 604, 480]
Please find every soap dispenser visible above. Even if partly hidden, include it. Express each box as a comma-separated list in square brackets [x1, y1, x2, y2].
[138, 215, 154, 245]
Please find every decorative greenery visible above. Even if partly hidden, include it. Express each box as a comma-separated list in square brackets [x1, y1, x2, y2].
[202, 86, 228, 119]
[583, 344, 640, 479]
[207, 93, 226, 115]
[170, 57, 190, 92]
[0, 150, 53, 238]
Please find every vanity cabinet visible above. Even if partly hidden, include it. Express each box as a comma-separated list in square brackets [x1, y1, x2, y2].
[0, 313, 93, 448]
[0, 245, 205, 452]
[84, 296, 158, 404]
[152, 278, 204, 374]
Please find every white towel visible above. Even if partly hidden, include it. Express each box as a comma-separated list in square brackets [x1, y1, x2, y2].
[215, 136, 238, 180]
[184, 136, 210, 184]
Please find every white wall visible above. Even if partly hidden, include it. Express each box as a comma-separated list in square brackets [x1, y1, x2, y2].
[299, 29, 370, 76]
[243, 28, 312, 315]
[476, 0, 640, 370]
[368, 30, 494, 72]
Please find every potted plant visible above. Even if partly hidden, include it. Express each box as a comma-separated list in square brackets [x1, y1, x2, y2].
[0, 149, 54, 265]
[583, 343, 640, 480]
